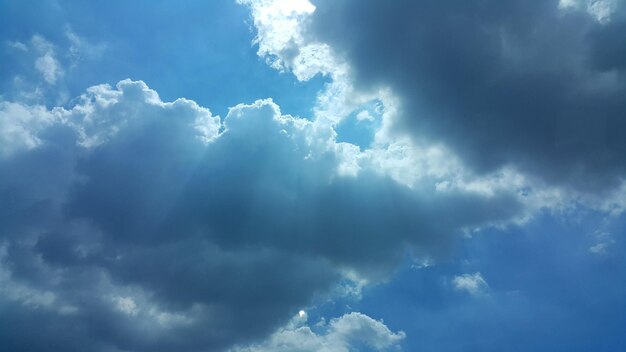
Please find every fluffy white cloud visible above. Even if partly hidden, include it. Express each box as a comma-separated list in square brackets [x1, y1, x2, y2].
[237, 0, 335, 81]
[230, 312, 405, 352]
[0, 101, 56, 158]
[64, 79, 220, 148]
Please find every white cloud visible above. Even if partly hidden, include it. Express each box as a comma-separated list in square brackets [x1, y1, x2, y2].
[5, 31, 103, 102]
[6, 40, 28, 51]
[0, 101, 57, 158]
[588, 230, 616, 255]
[238, 0, 370, 124]
[63, 79, 220, 148]
[35, 52, 63, 85]
[589, 242, 613, 254]
[356, 110, 374, 122]
[31, 35, 64, 85]
[237, 0, 320, 77]
[113, 296, 139, 316]
[230, 311, 405, 352]
[559, 0, 617, 23]
[0, 79, 220, 159]
[453, 272, 489, 296]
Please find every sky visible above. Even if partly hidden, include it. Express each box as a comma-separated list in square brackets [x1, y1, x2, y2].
[0, 0, 625, 351]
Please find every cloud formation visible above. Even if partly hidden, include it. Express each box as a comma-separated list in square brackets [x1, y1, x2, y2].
[0, 78, 526, 350]
[231, 311, 405, 352]
[3, 2, 624, 350]
[31, 35, 64, 85]
[0, 0, 626, 351]
[307, 0, 626, 192]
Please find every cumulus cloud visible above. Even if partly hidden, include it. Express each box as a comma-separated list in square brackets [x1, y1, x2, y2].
[0, 78, 526, 351]
[230, 312, 405, 352]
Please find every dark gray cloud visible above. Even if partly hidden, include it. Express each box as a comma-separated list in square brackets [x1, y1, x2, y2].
[0, 80, 522, 351]
[309, 0, 626, 192]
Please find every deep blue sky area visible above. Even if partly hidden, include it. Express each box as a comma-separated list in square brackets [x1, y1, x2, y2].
[1, 1, 625, 352]
[337, 212, 626, 351]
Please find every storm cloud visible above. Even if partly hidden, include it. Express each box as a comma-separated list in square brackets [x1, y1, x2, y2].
[308, 0, 626, 192]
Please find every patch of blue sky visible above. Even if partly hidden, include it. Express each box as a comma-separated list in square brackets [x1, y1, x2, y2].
[335, 99, 383, 149]
[0, 0, 327, 118]
[310, 210, 626, 351]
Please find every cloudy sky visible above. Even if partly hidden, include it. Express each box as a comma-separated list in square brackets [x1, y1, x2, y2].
[1, 0, 625, 351]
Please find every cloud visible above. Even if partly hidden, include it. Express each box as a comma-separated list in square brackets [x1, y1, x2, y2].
[32, 35, 64, 85]
[559, 0, 619, 23]
[237, 0, 331, 80]
[305, 0, 626, 193]
[589, 241, 612, 254]
[588, 230, 616, 254]
[6, 40, 28, 52]
[65, 26, 107, 67]
[0, 78, 526, 351]
[230, 311, 405, 352]
[3, 32, 106, 105]
[0, 101, 56, 158]
[453, 272, 489, 296]
[238, 0, 626, 230]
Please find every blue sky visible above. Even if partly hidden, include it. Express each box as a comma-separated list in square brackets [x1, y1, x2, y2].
[1, 1, 625, 351]
[0, 0, 325, 117]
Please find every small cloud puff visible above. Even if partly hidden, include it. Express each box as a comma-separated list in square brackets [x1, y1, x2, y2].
[453, 272, 489, 296]
[31, 35, 64, 85]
